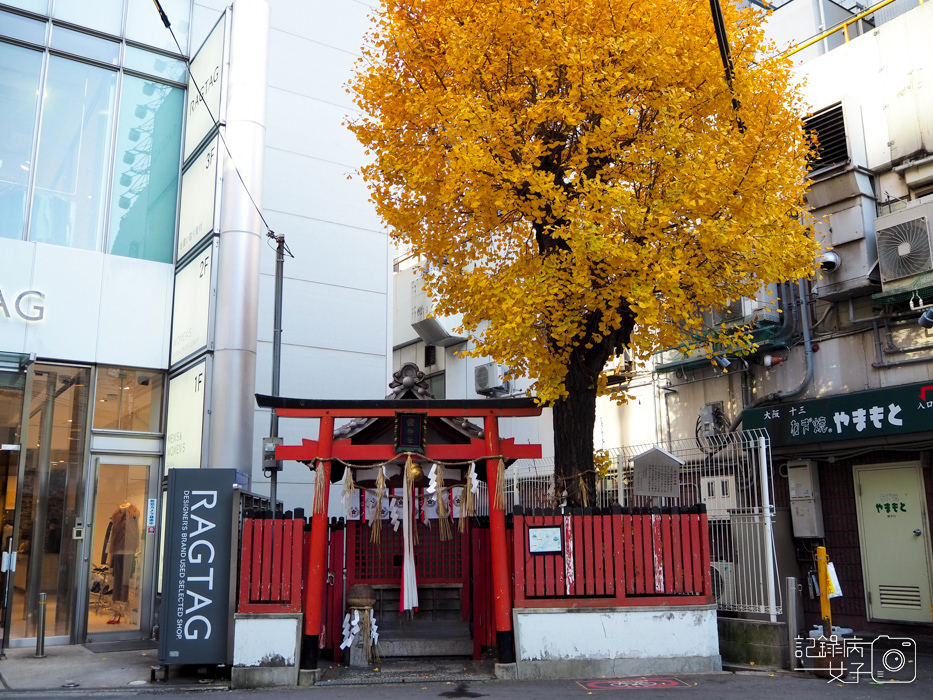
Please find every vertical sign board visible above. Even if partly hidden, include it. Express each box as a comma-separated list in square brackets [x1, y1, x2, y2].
[170, 244, 214, 366]
[177, 135, 221, 261]
[159, 468, 241, 666]
[184, 12, 227, 162]
[165, 361, 207, 472]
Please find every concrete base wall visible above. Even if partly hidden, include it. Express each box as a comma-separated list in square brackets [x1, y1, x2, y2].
[513, 605, 721, 680]
[231, 613, 302, 688]
[717, 618, 788, 668]
[231, 666, 298, 688]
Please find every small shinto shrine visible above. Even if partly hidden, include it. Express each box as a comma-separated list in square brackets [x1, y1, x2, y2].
[256, 363, 543, 667]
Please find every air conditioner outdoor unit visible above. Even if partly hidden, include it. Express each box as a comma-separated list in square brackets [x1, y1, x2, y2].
[704, 285, 780, 329]
[711, 560, 737, 607]
[741, 291, 781, 326]
[474, 363, 510, 397]
[875, 202, 933, 291]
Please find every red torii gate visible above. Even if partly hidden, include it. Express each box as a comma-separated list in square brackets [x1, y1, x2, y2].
[255, 394, 543, 669]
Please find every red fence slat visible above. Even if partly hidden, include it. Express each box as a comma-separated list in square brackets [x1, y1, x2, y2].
[623, 513, 634, 596]
[671, 511, 683, 594]
[690, 513, 703, 593]
[593, 513, 605, 597]
[680, 513, 694, 593]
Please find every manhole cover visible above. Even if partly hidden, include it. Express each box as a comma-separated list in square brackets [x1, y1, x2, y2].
[581, 678, 689, 690]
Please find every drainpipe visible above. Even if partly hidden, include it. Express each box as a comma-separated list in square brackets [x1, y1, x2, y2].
[871, 318, 933, 369]
[816, 0, 830, 54]
[880, 316, 933, 356]
[729, 279, 815, 431]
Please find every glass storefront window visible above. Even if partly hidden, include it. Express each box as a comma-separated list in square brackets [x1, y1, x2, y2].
[0, 41, 42, 241]
[15, 364, 90, 640]
[124, 45, 186, 83]
[0, 8, 47, 44]
[28, 56, 117, 251]
[0, 0, 49, 15]
[126, 0, 189, 55]
[50, 24, 120, 65]
[92, 367, 163, 432]
[107, 75, 183, 263]
[87, 461, 149, 633]
[51, 0, 124, 37]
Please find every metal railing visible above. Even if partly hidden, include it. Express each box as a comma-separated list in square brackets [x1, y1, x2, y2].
[783, 0, 923, 57]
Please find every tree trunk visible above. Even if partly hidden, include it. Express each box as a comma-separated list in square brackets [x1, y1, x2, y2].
[552, 349, 599, 508]
[551, 309, 636, 508]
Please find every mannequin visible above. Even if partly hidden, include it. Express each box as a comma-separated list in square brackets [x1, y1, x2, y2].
[105, 500, 141, 624]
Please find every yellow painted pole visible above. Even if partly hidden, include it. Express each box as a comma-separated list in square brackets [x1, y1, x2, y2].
[816, 546, 832, 635]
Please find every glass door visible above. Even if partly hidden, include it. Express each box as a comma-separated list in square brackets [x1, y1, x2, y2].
[0, 362, 27, 649]
[84, 457, 157, 641]
[14, 365, 90, 643]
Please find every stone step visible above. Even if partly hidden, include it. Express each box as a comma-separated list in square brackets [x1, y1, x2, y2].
[375, 620, 472, 658]
[376, 636, 472, 658]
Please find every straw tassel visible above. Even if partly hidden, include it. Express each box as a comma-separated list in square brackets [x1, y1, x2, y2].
[405, 456, 419, 545]
[493, 458, 506, 511]
[344, 465, 355, 499]
[579, 476, 589, 508]
[435, 464, 451, 541]
[343, 466, 356, 514]
[312, 460, 327, 514]
[459, 462, 477, 533]
[370, 467, 385, 544]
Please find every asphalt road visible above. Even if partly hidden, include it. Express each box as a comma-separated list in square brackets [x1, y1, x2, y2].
[4, 666, 932, 700]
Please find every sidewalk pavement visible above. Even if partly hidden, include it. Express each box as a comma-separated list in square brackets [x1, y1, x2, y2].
[1, 646, 931, 693]
[0, 644, 224, 693]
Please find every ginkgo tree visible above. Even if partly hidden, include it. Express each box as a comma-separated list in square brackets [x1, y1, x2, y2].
[349, 0, 818, 505]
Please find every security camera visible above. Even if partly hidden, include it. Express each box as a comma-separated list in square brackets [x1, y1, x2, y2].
[817, 251, 840, 273]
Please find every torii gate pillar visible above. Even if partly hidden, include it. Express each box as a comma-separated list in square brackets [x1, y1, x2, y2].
[484, 414, 515, 663]
[301, 414, 333, 670]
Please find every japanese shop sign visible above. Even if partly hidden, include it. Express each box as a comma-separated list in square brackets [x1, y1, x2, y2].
[744, 381, 933, 448]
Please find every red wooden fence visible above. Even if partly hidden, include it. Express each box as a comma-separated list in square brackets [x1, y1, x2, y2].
[345, 519, 469, 586]
[512, 505, 712, 609]
[238, 510, 305, 613]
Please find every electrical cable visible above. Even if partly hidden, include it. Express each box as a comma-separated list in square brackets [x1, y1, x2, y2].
[151, 0, 276, 239]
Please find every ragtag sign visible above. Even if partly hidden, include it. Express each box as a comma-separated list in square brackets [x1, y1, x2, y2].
[579, 678, 690, 689]
[743, 381, 933, 448]
[158, 468, 242, 666]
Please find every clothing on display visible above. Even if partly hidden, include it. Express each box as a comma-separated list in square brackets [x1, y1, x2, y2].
[100, 501, 141, 623]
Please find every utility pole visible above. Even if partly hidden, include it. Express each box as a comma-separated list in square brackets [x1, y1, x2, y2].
[265, 231, 286, 517]
[709, 0, 744, 130]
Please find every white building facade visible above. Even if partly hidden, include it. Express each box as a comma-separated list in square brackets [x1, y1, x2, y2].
[0, 0, 389, 647]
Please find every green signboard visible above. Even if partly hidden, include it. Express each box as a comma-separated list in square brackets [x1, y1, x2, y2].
[743, 381, 933, 448]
